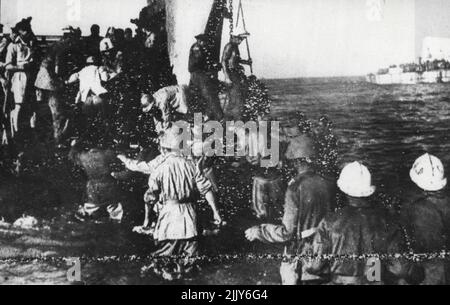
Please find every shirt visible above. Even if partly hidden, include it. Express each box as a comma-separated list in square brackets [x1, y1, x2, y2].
[68, 65, 109, 103]
[256, 170, 336, 246]
[5, 38, 33, 69]
[147, 152, 212, 204]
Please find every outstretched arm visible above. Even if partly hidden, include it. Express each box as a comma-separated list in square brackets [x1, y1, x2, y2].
[246, 188, 299, 243]
[117, 154, 155, 175]
[66, 72, 80, 85]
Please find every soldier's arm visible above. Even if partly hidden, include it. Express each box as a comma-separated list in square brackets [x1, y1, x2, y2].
[158, 96, 171, 126]
[221, 44, 233, 81]
[118, 154, 162, 175]
[195, 166, 222, 224]
[255, 186, 299, 243]
[5, 45, 21, 72]
[384, 224, 425, 285]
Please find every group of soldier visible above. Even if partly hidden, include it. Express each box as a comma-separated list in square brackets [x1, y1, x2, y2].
[246, 132, 450, 285]
[0, 2, 449, 286]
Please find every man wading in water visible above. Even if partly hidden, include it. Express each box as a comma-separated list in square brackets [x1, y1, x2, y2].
[144, 127, 222, 279]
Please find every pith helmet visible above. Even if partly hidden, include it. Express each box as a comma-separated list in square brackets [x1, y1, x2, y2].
[410, 153, 447, 192]
[338, 161, 376, 198]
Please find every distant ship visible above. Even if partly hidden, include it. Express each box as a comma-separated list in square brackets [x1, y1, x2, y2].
[367, 37, 450, 85]
[366, 66, 450, 85]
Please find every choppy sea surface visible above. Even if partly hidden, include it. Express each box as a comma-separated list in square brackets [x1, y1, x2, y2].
[267, 77, 450, 193]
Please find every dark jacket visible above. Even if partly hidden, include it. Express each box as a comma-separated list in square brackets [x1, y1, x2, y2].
[400, 189, 450, 284]
[305, 197, 423, 284]
[401, 189, 450, 253]
[257, 169, 336, 251]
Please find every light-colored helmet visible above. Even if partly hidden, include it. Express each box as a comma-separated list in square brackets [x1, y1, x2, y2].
[338, 161, 376, 198]
[410, 153, 447, 192]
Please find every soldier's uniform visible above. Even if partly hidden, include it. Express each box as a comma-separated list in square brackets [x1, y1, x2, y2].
[305, 162, 424, 285]
[188, 35, 223, 121]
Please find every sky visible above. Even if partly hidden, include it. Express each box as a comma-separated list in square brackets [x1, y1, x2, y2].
[1, 0, 450, 78]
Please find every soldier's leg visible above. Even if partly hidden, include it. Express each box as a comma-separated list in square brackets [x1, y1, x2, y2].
[48, 92, 69, 143]
[10, 104, 21, 137]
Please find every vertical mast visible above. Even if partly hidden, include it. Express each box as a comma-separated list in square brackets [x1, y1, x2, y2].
[166, 0, 228, 85]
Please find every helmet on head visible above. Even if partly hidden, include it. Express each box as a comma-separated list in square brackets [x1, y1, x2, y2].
[410, 153, 447, 192]
[338, 161, 376, 198]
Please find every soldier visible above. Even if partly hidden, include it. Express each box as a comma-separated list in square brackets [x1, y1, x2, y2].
[140, 85, 190, 133]
[66, 56, 119, 137]
[222, 34, 251, 121]
[146, 127, 222, 259]
[245, 134, 336, 285]
[304, 162, 424, 285]
[188, 34, 223, 121]
[401, 153, 450, 284]
[35, 41, 69, 144]
[5, 18, 39, 140]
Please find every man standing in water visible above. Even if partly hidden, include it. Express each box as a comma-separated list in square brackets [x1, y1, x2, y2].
[188, 34, 223, 121]
[304, 162, 424, 285]
[245, 134, 336, 285]
[140, 85, 190, 133]
[146, 127, 222, 259]
[401, 153, 450, 285]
